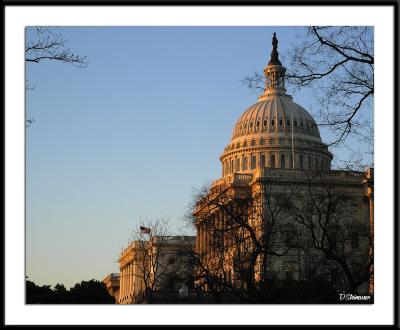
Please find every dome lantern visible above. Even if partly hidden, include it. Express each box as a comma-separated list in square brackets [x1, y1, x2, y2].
[259, 33, 287, 101]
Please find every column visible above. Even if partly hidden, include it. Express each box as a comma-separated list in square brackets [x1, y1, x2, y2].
[124, 267, 127, 300]
[195, 225, 198, 253]
[201, 223, 205, 255]
[129, 264, 132, 299]
[119, 267, 125, 300]
[123, 267, 126, 300]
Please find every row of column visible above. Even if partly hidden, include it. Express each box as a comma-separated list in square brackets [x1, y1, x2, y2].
[119, 262, 134, 303]
[196, 213, 226, 261]
[223, 152, 330, 176]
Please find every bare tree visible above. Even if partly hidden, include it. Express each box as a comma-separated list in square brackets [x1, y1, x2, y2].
[127, 218, 170, 303]
[287, 171, 373, 295]
[243, 27, 373, 148]
[26, 27, 88, 67]
[287, 26, 373, 146]
[25, 27, 89, 127]
[187, 181, 297, 303]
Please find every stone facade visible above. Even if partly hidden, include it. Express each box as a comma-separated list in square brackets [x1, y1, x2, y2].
[102, 273, 120, 303]
[118, 235, 195, 304]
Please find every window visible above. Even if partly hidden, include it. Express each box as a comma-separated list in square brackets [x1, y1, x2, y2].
[308, 156, 312, 170]
[260, 154, 265, 167]
[315, 158, 318, 169]
[307, 264, 316, 280]
[300, 119, 304, 127]
[283, 225, 297, 244]
[251, 155, 256, 169]
[306, 234, 314, 248]
[285, 266, 293, 281]
[287, 119, 290, 126]
[279, 118, 283, 126]
[263, 119, 267, 127]
[242, 157, 247, 170]
[351, 232, 359, 249]
[331, 268, 339, 285]
[271, 118, 275, 126]
[280, 154, 285, 168]
[235, 158, 240, 171]
[250, 122, 253, 129]
[256, 120, 260, 128]
[270, 154, 275, 168]
[168, 258, 175, 265]
[294, 120, 298, 127]
[299, 155, 304, 169]
[328, 227, 338, 246]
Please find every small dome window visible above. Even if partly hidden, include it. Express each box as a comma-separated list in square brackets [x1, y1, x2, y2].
[279, 119, 283, 126]
[256, 121, 260, 127]
[287, 120, 291, 126]
[250, 122, 253, 129]
[294, 120, 298, 127]
[300, 119, 304, 127]
[263, 120, 267, 126]
[271, 119, 275, 126]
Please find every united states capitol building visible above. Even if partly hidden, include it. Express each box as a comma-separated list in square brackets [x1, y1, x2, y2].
[193, 34, 373, 299]
[106, 34, 373, 303]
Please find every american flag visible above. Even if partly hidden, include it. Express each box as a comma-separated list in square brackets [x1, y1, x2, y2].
[140, 226, 151, 234]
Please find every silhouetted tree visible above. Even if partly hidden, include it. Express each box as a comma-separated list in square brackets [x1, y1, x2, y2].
[69, 279, 114, 304]
[26, 279, 114, 304]
[25, 27, 88, 127]
[26, 27, 88, 67]
[26, 279, 53, 304]
[186, 182, 298, 303]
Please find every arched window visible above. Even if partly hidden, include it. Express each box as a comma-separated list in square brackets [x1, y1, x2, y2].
[270, 154, 275, 168]
[260, 154, 265, 167]
[308, 156, 312, 170]
[280, 154, 286, 168]
[263, 119, 267, 127]
[287, 119, 291, 126]
[242, 156, 247, 171]
[279, 118, 283, 126]
[231, 159, 234, 173]
[251, 155, 256, 169]
[271, 118, 275, 126]
[235, 158, 240, 172]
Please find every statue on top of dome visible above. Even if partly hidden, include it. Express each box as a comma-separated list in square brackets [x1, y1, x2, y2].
[272, 32, 278, 50]
[268, 32, 282, 66]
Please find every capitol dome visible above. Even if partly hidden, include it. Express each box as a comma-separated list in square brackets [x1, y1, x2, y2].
[220, 33, 332, 177]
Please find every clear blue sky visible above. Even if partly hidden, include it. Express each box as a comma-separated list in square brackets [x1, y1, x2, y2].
[26, 26, 373, 289]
